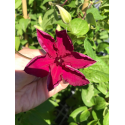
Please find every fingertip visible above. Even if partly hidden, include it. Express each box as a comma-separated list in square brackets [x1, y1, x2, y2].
[48, 81, 69, 98]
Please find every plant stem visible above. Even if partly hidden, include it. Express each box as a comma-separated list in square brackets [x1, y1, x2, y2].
[82, 0, 90, 15]
[61, 0, 68, 6]
[82, 2, 93, 20]
[22, 0, 29, 47]
[88, 107, 92, 111]
[68, 23, 72, 32]
[15, 50, 32, 60]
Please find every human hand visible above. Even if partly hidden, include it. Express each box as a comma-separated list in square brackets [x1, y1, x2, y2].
[15, 48, 69, 114]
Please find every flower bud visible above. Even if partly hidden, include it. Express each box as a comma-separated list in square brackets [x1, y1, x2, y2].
[38, 16, 42, 26]
[34, 25, 43, 31]
[56, 5, 71, 24]
[56, 24, 61, 31]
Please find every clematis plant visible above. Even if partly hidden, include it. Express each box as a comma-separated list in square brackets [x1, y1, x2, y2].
[24, 29, 96, 91]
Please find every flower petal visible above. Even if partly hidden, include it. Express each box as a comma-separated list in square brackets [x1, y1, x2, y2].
[63, 52, 96, 69]
[56, 30, 74, 57]
[37, 29, 57, 58]
[62, 65, 89, 86]
[47, 63, 62, 91]
[24, 54, 54, 78]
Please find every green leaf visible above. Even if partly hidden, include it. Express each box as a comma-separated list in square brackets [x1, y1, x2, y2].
[75, 0, 78, 5]
[41, 0, 53, 5]
[84, 38, 96, 60]
[70, 18, 89, 36]
[29, 46, 36, 49]
[42, 9, 57, 30]
[87, 120, 99, 125]
[80, 56, 109, 83]
[97, 42, 109, 52]
[81, 84, 95, 107]
[103, 106, 109, 117]
[19, 18, 30, 32]
[100, 31, 108, 36]
[81, 0, 84, 3]
[86, 13, 96, 26]
[87, 8, 106, 20]
[97, 82, 109, 95]
[70, 107, 85, 119]
[105, 92, 109, 98]
[70, 106, 90, 122]
[15, 37, 20, 51]
[15, 0, 22, 9]
[89, 56, 109, 74]
[21, 40, 27, 45]
[29, 0, 34, 5]
[100, 34, 108, 39]
[94, 96, 107, 110]
[29, 13, 37, 20]
[79, 108, 90, 122]
[92, 110, 98, 120]
[82, 68, 109, 83]
[69, 123, 77, 125]
[17, 29, 23, 36]
[100, 3, 109, 9]
[103, 112, 109, 125]
[66, 1, 76, 8]
[55, 20, 70, 31]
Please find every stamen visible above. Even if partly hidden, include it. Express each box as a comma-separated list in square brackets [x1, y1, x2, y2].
[58, 59, 61, 62]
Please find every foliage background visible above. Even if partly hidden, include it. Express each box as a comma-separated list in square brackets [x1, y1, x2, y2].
[15, 0, 109, 124]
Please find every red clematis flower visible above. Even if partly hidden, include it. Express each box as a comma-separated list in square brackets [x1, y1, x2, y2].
[24, 29, 96, 91]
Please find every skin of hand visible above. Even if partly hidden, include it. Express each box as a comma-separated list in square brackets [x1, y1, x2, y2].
[15, 48, 69, 114]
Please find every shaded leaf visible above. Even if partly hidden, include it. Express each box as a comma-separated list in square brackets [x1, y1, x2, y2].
[86, 13, 96, 26]
[42, 0, 53, 5]
[96, 42, 109, 52]
[29, 46, 36, 49]
[27, 112, 49, 125]
[92, 110, 101, 125]
[94, 96, 107, 110]
[35, 99, 58, 113]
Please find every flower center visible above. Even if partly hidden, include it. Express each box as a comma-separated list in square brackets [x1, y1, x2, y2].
[55, 57, 64, 65]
